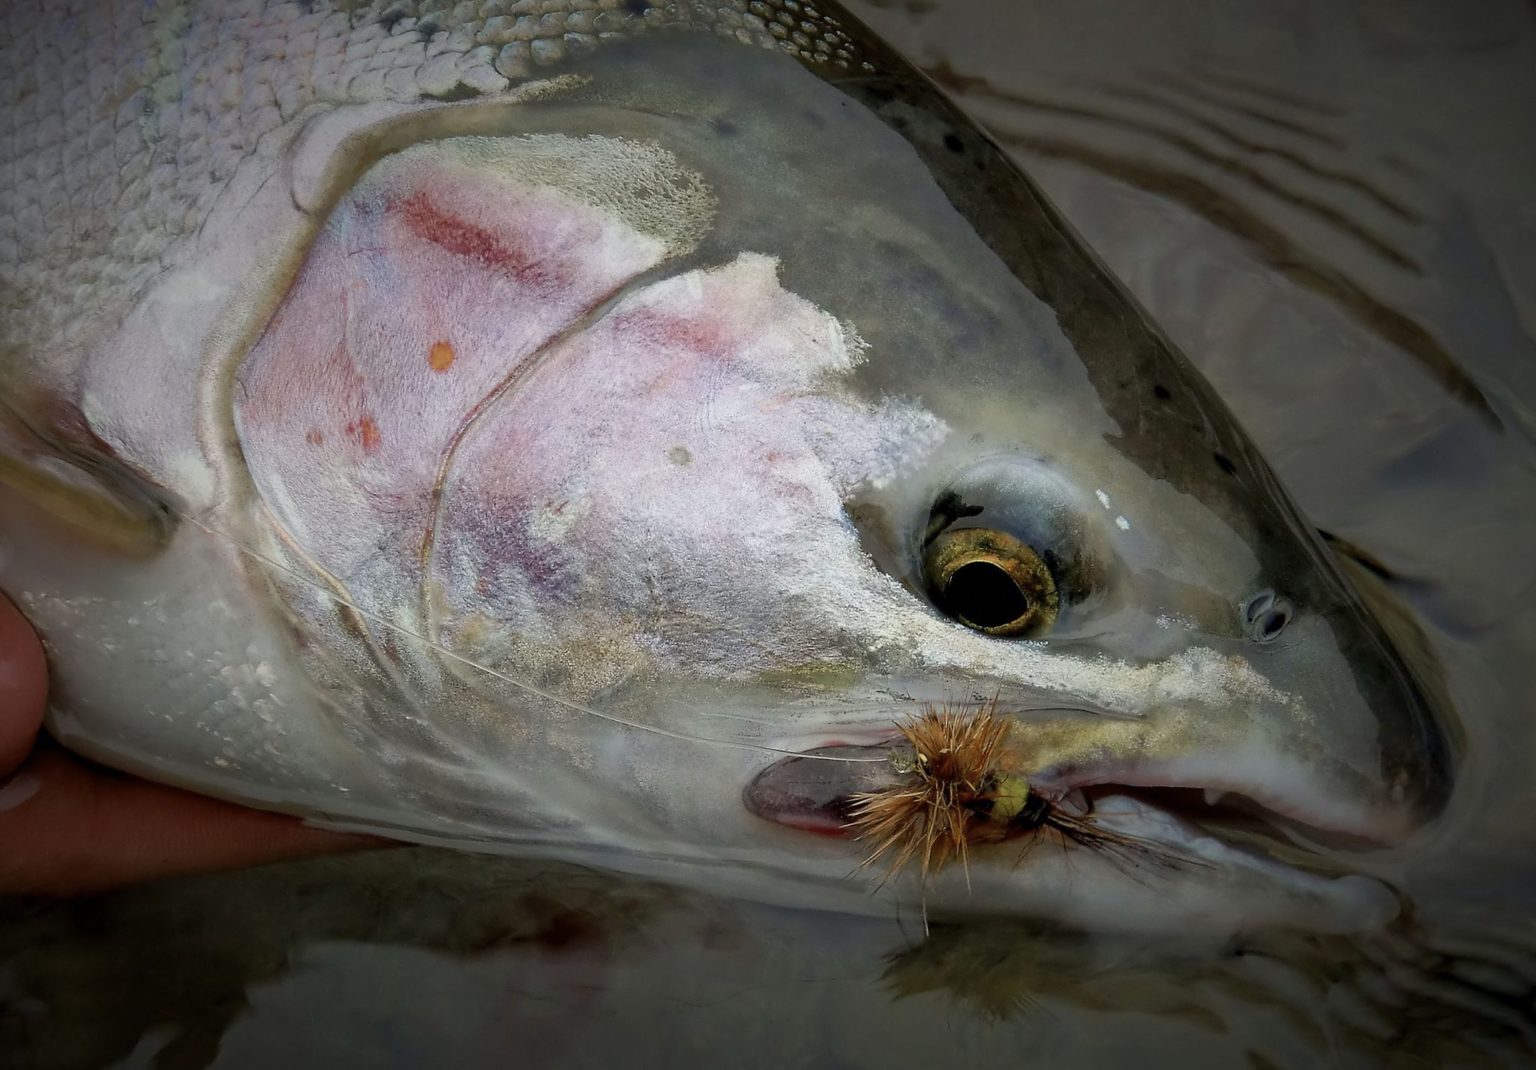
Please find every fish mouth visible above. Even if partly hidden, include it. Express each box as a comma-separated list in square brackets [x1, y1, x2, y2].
[743, 727, 1397, 872]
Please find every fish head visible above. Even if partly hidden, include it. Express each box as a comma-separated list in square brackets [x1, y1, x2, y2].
[225, 32, 1446, 929]
[2, 6, 1449, 931]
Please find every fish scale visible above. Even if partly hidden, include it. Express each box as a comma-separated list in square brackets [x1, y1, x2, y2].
[0, 0, 860, 388]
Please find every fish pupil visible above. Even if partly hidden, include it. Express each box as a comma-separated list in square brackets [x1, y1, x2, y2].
[945, 560, 1030, 629]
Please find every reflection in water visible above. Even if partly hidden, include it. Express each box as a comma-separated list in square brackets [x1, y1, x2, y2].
[5, 848, 1536, 1069]
[6, 1, 1536, 1066]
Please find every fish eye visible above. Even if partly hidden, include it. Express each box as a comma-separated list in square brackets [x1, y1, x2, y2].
[923, 526, 1059, 637]
[904, 458, 1111, 639]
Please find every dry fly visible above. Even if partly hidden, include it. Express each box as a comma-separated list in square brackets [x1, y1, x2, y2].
[844, 703, 1016, 883]
[845, 702, 1203, 887]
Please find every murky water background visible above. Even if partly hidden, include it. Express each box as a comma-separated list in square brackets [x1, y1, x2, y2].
[5, 2, 1536, 1067]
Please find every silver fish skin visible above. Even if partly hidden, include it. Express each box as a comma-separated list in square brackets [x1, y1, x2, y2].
[0, 1, 1448, 933]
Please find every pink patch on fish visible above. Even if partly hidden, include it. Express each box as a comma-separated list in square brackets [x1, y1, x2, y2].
[233, 139, 682, 604]
[425, 252, 936, 663]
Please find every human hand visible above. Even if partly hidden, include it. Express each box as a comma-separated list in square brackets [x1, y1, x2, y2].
[0, 592, 379, 896]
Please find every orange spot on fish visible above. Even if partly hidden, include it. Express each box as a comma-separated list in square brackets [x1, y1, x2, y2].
[345, 416, 382, 454]
[306, 429, 325, 446]
[428, 340, 455, 373]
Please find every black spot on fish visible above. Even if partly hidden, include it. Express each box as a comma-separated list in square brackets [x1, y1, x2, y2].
[1213, 451, 1237, 475]
[415, 18, 440, 40]
[623, 0, 651, 14]
[1042, 547, 1062, 576]
[422, 82, 484, 103]
[943, 132, 965, 154]
[1153, 383, 1171, 400]
[925, 491, 986, 544]
[712, 119, 739, 137]
[378, 6, 409, 33]
[1319, 530, 1399, 581]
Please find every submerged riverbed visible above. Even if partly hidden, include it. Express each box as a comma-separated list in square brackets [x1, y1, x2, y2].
[4, 2, 1536, 1067]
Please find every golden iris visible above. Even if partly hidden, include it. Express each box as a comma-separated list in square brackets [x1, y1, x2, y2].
[922, 527, 1058, 637]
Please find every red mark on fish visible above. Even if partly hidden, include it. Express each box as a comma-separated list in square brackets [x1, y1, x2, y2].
[345, 416, 382, 454]
[394, 190, 549, 286]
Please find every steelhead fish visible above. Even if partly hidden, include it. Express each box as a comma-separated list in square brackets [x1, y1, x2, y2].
[0, 0, 1449, 932]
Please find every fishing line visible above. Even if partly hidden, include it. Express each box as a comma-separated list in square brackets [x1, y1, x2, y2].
[175, 509, 888, 765]
[675, 694, 1141, 723]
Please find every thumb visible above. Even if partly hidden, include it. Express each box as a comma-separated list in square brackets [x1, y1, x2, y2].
[0, 592, 48, 773]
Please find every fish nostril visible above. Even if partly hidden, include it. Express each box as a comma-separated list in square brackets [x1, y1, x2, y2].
[1244, 592, 1294, 643]
[1243, 589, 1276, 622]
[1257, 607, 1291, 641]
[946, 561, 1031, 630]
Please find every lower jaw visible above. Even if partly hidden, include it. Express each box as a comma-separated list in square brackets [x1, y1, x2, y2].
[857, 793, 1401, 935]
